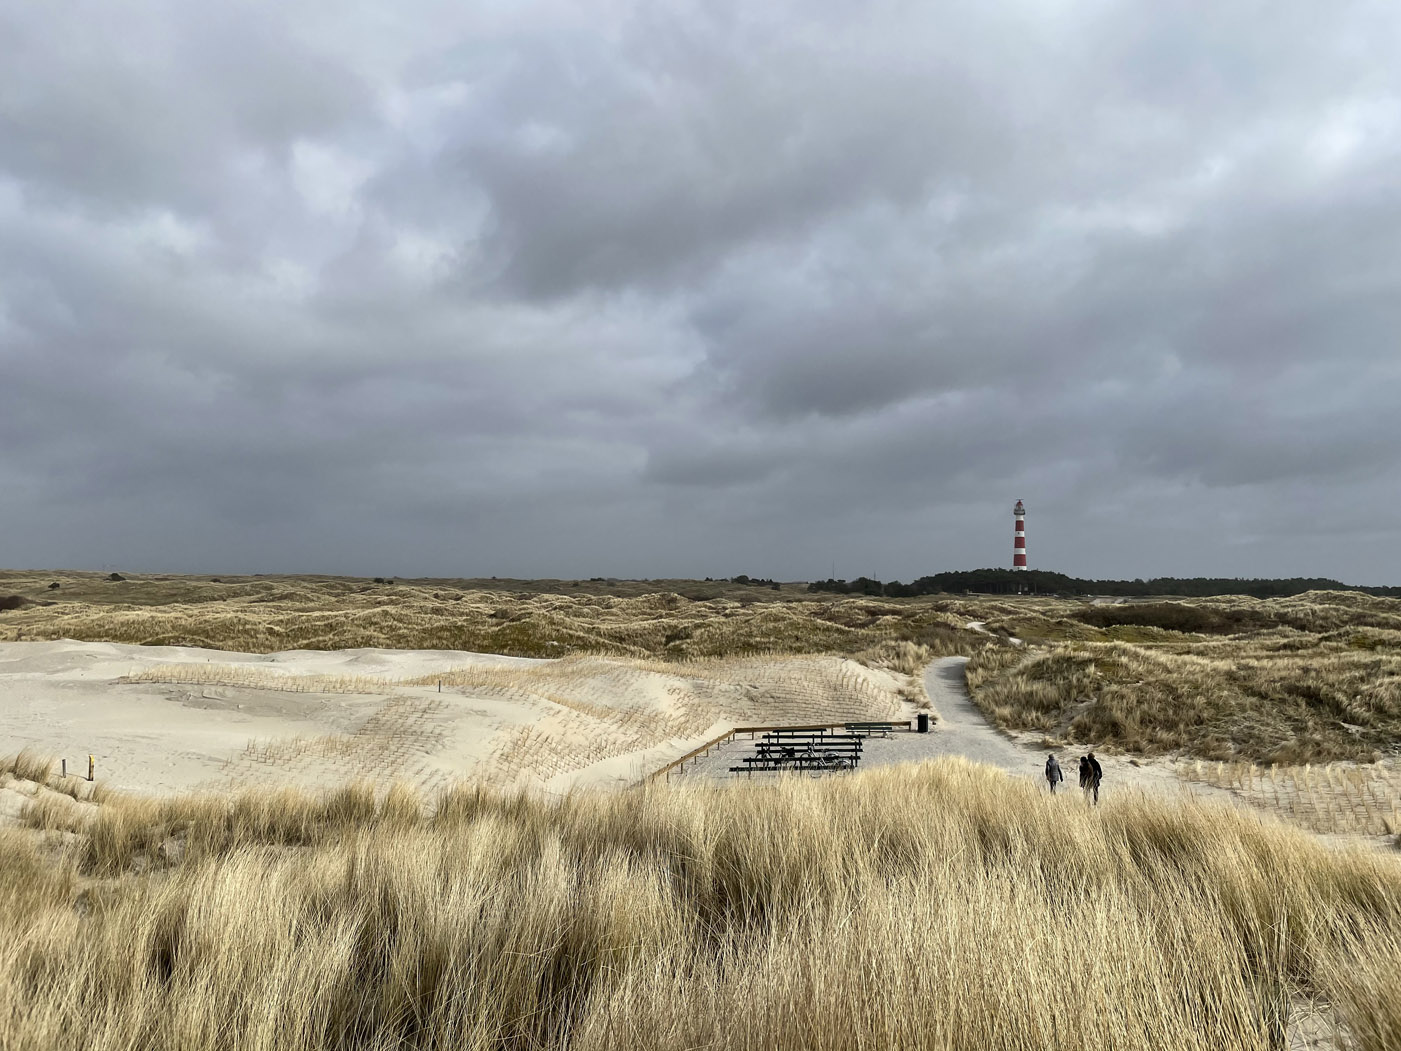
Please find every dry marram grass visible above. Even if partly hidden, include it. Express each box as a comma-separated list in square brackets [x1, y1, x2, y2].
[0, 573, 973, 659]
[965, 591, 1401, 763]
[4, 760, 1401, 1050]
[4, 748, 55, 784]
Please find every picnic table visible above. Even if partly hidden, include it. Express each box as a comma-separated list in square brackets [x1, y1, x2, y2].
[758, 733, 863, 746]
[843, 722, 899, 739]
[731, 753, 859, 774]
[756, 739, 863, 756]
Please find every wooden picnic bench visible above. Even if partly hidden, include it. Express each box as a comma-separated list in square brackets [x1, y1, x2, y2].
[731, 754, 859, 774]
[762, 734, 857, 745]
[843, 722, 898, 739]
[756, 749, 858, 763]
[757, 739, 862, 751]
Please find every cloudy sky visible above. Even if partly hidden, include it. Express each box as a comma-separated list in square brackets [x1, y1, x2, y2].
[2, 1, 1399, 583]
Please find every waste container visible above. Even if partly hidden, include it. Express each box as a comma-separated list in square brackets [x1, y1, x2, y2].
[916, 712, 930, 734]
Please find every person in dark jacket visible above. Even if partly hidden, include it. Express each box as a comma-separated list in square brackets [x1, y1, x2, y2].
[1078, 755, 1090, 793]
[1086, 751, 1103, 804]
[1044, 753, 1064, 794]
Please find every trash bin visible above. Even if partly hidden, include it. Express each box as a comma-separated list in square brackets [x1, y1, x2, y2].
[916, 712, 930, 734]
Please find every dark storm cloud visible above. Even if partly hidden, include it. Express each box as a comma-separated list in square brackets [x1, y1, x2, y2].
[2, 0, 1400, 581]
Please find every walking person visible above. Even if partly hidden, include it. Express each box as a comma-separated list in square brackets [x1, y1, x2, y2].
[1087, 751, 1104, 805]
[1044, 753, 1064, 794]
[1078, 755, 1090, 795]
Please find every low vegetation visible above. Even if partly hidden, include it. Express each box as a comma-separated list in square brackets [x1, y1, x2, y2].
[966, 592, 1401, 764]
[3, 760, 1399, 1050]
[0, 571, 975, 659]
[5, 748, 55, 784]
[810, 568, 1401, 598]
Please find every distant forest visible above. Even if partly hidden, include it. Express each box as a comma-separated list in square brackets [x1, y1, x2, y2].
[806, 569, 1401, 599]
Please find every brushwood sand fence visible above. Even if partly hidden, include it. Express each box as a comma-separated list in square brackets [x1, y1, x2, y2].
[1179, 759, 1401, 837]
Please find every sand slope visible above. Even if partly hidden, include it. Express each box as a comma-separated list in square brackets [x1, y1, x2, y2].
[0, 641, 911, 796]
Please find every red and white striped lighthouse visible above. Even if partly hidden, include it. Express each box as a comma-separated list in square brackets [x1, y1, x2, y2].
[1013, 500, 1027, 571]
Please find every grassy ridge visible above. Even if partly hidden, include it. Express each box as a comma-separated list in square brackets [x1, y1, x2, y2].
[0, 572, 972, 659]
[811, 568, 1401, 598]
[966, 594, 1401, 763]
[3, 761, 1400, 1050]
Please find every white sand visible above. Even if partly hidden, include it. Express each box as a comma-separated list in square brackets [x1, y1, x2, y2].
[0, 640, 911, 798]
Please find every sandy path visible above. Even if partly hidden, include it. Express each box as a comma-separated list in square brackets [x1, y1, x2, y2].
[921, 656, 1226, 801]
[917, 659, 1396, 854]
[922, 657, 1032, 773]
[675, 657, 1158, 787]
[964, 621, 1023, 647]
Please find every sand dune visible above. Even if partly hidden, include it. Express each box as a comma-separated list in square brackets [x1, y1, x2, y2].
[0, 640, 912, 797]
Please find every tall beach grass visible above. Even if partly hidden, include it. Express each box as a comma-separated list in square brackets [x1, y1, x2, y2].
[4, 759, 1400, 1050]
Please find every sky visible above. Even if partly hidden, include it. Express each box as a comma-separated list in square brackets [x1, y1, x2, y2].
[2, 1, 1399, 584]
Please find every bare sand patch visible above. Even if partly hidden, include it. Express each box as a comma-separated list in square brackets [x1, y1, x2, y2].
[0, 641, 912, 797]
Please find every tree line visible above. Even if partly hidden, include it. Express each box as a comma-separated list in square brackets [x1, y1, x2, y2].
[806, 569, 1401, 599]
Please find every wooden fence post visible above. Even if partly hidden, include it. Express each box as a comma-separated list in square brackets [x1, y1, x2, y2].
[88, 755, 94, 781]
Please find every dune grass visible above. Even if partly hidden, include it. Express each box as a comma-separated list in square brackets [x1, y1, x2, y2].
[0, 571, 976, 659]
[1, 753, 109, 818]
[4, 748, 56, 784]
[122, 664, 399, 694]
[966, 617, 1401, 764]
[4, 760, 1400, 1050]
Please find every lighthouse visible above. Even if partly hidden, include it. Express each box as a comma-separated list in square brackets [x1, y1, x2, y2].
[1013, 500, 1027, 571]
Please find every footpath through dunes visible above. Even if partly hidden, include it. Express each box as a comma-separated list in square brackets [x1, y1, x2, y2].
[915, 657, 1257, 802]
[0, 640, 917, 800]
[920, 656, 1028, 772]
[918, 658, 1401, 846]
[676, 656, 1048, 783]
[678, 655, 1204, 790]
